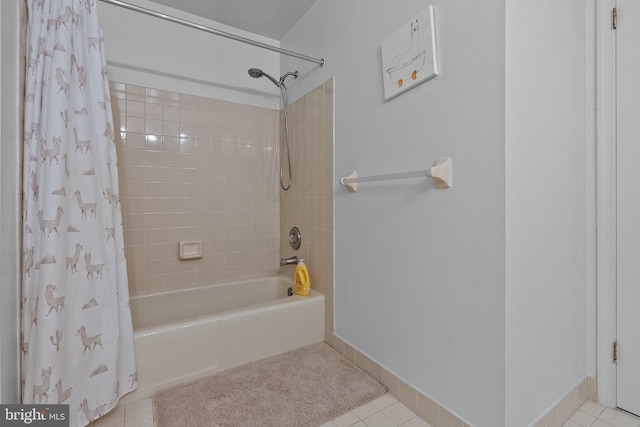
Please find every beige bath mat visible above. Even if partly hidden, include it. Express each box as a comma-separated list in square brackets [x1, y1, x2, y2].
[153, 342, 386, 427]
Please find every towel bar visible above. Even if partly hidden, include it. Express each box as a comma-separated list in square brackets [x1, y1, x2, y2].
[340, 158, 452, 192]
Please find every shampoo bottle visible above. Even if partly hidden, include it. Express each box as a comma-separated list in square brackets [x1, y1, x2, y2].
[294, 261, 311, 296]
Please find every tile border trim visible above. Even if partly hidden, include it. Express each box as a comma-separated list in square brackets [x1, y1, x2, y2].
[531, 376, 598, 427]
[325, 331, 470, 427]
[325, 330, 597, 427]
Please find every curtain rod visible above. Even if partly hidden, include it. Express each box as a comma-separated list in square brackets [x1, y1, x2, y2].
[98, 0, 325, 67]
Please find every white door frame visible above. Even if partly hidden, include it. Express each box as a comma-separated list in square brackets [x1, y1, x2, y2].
[596, 0, 617, 409]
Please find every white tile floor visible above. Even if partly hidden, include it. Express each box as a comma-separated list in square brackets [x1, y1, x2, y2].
[564, 400, 640, 427]
[319, 393, 428, 427]
[92, 392, 640, 427]
[92, 393, 429, 427]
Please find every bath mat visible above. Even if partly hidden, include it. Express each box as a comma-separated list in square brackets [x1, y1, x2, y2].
[152, 342, 386, 427]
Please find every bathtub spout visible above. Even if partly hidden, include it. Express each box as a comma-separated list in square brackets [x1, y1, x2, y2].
[280, 256, 301, 267]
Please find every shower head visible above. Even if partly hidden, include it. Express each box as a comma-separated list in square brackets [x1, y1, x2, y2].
[248, 68, 263, 78]
[248, 68, 280, 88]
[248, 68, 299, 89]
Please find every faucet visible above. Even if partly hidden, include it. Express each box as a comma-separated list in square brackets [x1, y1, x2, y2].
[280, 256, 301, 267]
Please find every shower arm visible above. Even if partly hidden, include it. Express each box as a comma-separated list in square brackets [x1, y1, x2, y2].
[98, 0, 325, 67]
[279, 71, 299, 88]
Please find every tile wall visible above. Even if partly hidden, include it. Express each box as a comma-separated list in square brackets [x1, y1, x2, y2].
[111, 82, 281, 295]
[280, 78, 335, 332]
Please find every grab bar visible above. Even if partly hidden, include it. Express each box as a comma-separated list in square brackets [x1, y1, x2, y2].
[340, 158, 452, 192]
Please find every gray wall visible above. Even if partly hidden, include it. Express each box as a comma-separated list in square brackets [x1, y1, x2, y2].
[282, 1, 507, 425]
[282, 0, 593, 425]
[505, 1, 590, 424]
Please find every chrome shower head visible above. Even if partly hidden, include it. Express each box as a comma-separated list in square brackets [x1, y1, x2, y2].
[247, 68, 280, 87]
[248, 68, 264, 79]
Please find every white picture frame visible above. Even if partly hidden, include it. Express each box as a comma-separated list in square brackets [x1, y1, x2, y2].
[381, 6, 438, 101]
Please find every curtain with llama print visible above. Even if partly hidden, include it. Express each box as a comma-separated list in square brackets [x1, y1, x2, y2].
[22, 1, 137, 425]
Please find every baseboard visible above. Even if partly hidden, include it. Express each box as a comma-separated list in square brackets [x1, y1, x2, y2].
[530, 376, 597, 427]
[326, 330, 597, 427]
[325, 330, 469, 427]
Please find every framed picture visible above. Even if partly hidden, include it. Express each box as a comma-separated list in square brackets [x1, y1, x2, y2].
[381, 6, 438, 101]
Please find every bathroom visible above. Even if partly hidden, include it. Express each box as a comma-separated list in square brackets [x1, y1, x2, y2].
[1, 0, 633, 426]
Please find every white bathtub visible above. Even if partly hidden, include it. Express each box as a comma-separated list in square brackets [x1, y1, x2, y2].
[121, 275, 325, 403]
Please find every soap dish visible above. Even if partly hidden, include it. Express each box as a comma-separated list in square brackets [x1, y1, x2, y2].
[179, 241, 203, 260]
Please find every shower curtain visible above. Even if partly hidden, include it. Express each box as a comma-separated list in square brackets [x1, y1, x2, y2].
[22, 1, 136, 425]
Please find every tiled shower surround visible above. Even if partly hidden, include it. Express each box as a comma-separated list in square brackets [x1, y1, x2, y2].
[280, 79, 335, 332]
[110, 79, 335, 335]
[111, 82, 282, 295]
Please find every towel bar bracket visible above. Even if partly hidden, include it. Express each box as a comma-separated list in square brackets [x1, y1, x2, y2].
[340, 171, 358, 192]
[426, 158, 452, 189]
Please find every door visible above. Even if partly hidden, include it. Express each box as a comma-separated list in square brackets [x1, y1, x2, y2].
[616, 0, 640, 417]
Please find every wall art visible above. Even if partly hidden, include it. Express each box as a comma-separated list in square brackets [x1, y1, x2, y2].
[381, 6, 438, 101]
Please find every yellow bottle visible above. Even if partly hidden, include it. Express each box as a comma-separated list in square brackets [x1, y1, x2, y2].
[294, 261, 311, 296]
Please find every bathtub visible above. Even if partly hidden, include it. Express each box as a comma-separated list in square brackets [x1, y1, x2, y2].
[120, 275, 324, 403]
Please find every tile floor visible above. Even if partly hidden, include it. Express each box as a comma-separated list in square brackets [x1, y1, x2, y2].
[92, 392, 640, 427]
[564, 400, 640, 427]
